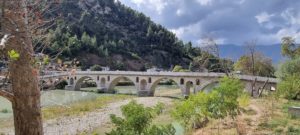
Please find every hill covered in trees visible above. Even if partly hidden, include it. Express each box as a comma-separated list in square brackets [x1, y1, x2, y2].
[44, 0, 228, 71]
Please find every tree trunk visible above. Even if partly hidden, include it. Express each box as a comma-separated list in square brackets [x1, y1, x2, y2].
[10, 53, 43, 135]
[3, 0, 43, 134]
[251, 53, 255, 76]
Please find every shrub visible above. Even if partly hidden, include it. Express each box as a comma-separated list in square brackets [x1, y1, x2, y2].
[107, 101, 175, 135]
[172, 77, 245, 130]
[277, 74, 300, 100]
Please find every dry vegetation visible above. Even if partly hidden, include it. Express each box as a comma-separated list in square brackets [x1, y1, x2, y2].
[193, 96, 300, 135]
[42, 95, 134, 120]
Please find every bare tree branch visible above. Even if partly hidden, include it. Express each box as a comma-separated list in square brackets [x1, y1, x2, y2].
[0, 89, 13, 102]
[245, 39, 257, 76]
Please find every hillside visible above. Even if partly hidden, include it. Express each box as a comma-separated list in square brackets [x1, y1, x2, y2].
[46, 0, 193, 70]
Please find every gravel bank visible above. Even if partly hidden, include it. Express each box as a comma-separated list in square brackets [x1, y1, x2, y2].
[1, 97, 174, 135]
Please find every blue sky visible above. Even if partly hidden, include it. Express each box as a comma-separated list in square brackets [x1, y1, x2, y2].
[119, 0, 300, 46]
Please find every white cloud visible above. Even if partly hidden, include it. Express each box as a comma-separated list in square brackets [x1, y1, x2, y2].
[196, 0, 213, 6]
[176, 9, 184, 16]
[255, 12, 274, 24]
[281, 8, 300, 25]
[120, 0, 300, 45]
[238, 0, 246, 4]
[171, 21, 203, 42]
[130, 0, 168, 14]
[196, 38, 226, 47]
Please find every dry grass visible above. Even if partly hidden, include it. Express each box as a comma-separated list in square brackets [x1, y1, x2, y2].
[42, 95, 134, 120]
[254, 97, 300, 134]
[193, 96, 300, 135]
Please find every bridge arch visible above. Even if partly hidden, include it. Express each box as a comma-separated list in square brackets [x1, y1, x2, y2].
[74, 76, 97, 91]
[149, 77, 181, 96]
[196, 80, 219, 93]
[107, 76, 137, 92]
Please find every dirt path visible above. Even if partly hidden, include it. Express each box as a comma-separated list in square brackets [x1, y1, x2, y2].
[1, 97, 174, 135]
[244, 100, 264, 135]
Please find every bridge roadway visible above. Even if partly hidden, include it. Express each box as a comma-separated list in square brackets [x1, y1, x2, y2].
[41, 71, 279, 97]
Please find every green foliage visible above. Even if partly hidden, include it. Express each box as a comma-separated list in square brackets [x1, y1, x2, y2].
[45, 0, 193, 70]
[90, 65, 102, 71]
[190, 52, 233, 73]
[238, 93, 250, 108]
[8, 50, 20, 60]
[43, 0, 230, 71]
[172, 65, 190, 72]
[234, 53, 275, 77]
[277, 74, 300, 100]
[208, 77, 244, 119]
[43, 55, 50, 65]
[172, 77, 245, 129]
[107, 101, 175, 135]
[172, 65, 183, 72]
[172, 92, 210, 129]
[281, 37, 300, 59]
[276, 56, 300, 79]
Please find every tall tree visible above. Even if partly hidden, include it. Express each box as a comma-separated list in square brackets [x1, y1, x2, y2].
[0, 0, 62, 134]
[196, 37, 232, 74]
[234, 53, 275, 77]
[245, 40, 257, 76]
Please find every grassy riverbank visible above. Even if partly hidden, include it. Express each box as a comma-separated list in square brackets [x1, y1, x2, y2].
[42, 94, 134, 120]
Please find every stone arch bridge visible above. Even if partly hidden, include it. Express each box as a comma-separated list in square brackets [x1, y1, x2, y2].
[41, 71, 278, 97]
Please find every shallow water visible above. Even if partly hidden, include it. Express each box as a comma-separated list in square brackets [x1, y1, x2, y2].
[0, 84, 216, 134]
[0, 90, 109, 119]
[0, 85, 182, 119]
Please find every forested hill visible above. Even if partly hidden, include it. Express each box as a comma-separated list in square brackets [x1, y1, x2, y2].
[47, 0, 193, 70]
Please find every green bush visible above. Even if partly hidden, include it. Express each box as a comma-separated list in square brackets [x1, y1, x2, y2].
[172, 77, 245, 129]
[277, 74, 300, 100]
[107, 101, 175, 135]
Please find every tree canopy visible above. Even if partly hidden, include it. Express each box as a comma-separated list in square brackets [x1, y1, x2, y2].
[234, 53, 275, 77]
[281, 37, 300, 59]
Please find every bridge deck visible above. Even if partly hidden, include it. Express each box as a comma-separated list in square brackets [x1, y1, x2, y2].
[41, 71, 279, 83]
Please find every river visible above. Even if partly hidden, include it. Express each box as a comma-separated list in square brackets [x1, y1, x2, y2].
[0, 85, 187, 134]
[0, 85, 184, 119]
